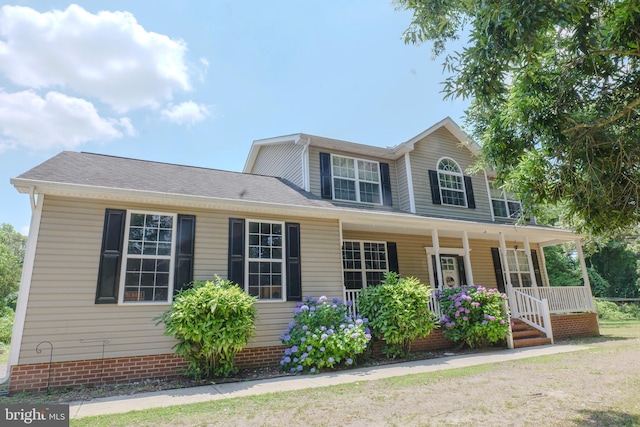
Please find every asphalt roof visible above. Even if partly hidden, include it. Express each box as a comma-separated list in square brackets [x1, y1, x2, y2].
[14, 151, 334, 209]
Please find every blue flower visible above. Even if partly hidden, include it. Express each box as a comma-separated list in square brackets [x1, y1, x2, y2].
[307, 345, 313, 351]
[284, 356, 291, 363]
[302, 325, 308, 330]
[297, 365, 303, 371]
[318, 295, 328, 302]
[291, 345, 298, 353]
[328, 357, 335, 363]
[346, 358, 353, 365]
[321, 333, 328, 340]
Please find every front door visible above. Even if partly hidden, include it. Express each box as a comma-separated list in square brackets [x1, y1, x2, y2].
[440, 256, 460, 289]
[430, 254, 466, 289]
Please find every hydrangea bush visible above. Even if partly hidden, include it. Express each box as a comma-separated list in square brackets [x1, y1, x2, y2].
[357, 272, 437, 358]
[438, 286, 510, 349]
[280, 296, 371, 374]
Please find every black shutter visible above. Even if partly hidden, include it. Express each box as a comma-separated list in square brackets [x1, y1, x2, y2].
[228, 218, 245, 287]
[464, 176, 476, 209]
[380, 163, 393, 206]
[96, 209, 126, 304]
[428, 170, 441, 205]
[174, 215, 196, 294]
[456, 255, 467, 286]
[286, 222, 302, 301]
[491, 248, 506, 293]
[431, 255, 438, 287]
[531, 249, 543, 287]
[319, 152, 332, 199]
[387, 242, 399, 274]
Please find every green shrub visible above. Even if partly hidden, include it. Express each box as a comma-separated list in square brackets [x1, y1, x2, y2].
[438, 286, 510, 349]
[357, 272, 437, 358]
[157, 278, 257, 379]
[280, 296, 370, 374]
[0, 306, 14, 345]
[595, 299, 640, 320]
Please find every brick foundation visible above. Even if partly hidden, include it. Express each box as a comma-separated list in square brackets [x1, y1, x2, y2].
[550, 312, 600, 340]
[8, 314, 599, 394]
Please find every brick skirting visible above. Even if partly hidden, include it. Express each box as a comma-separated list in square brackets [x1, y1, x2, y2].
[550, 312, 600, 340]
[8, 314, 599, 394]
[9, 345, 285, 394]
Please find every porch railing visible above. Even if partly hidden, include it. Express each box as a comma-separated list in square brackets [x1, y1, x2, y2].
[508, 287, 554, 342]
[343, 288, 444, 320]
[517, 286, 594, 314]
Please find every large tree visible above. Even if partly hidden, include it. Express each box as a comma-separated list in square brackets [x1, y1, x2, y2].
[396, 0, 640, 235]
[0, 223, 26, 309]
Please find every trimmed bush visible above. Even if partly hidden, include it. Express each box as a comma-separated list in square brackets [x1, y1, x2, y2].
[438, 286, 510, 348]
[357, 272, 437, 358]
[0, 306, 13, 345]
[595, 299, 640, 320]
[280, 296, 370, 374]
[157, 278, 257, 379]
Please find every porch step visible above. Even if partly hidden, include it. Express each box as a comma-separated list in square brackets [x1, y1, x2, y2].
[511, 319, 552, 349]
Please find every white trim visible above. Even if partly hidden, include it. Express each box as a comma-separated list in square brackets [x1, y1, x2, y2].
[462, 231, 474, 286]
[432, 229, 443, 288]
[245, 219, 287, 302]
[7, 193, 44, 372]
[118, 210, 178, 305]
[499, 233, 512, 287]
[404, 153, 416, 213]
[484, 171, 495, 221]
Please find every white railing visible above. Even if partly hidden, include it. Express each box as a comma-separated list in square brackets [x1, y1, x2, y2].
[509, 287, 553, 342]
[518, 286, 594, 314]
[343, 288, 444, 320]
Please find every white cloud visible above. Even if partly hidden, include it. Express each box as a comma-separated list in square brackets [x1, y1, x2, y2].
[0, 89, 134, 151]
[0, 4, 191, 112]
[161, 101, 210, 126]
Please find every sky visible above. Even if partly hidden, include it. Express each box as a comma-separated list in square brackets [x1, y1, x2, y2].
[0, 1, 469, 235]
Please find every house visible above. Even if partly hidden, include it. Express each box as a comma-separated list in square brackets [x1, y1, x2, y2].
[5, 117, 599, 393]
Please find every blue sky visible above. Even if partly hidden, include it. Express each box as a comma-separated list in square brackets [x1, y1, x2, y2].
[0, 1, 469, 235]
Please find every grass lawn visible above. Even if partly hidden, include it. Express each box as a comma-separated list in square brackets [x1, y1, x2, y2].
[70, 320, 640, 427]
[0, 345, 8, 365]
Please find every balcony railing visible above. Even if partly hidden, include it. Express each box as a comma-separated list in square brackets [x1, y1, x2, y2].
[517, 286, 594, 314]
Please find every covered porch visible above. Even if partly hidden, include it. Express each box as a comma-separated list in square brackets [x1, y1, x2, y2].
[336, 210, 597, 346]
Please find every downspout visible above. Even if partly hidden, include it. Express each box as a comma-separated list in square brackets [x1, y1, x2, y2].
[4, 189, 44, 384]
[300, 137, 311, 192]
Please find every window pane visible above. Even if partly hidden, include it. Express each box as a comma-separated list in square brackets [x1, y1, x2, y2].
[357, 160, 379, 182]
[334, 178, 356, 201]
[359, 182, 381, 204]
[246, 222, 285, 300]
[441, 189, 466, 206]
[508, 201, 522, 217]
[492, 200, 509, 217]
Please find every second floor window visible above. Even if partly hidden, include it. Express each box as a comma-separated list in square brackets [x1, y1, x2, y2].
[332, 155, 381, 204]
[437, 158, 467, 207]
[490, 183, 522, 218]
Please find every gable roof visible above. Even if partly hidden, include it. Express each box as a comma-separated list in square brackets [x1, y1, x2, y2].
[11, 151, 334, 210]
[243, 116, 482, 172]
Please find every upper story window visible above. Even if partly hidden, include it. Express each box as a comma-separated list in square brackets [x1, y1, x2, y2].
[437, 158, 467, 207]
[120, 211, 177, 303]
[331, 155, 382, 204]
[490, 183, 522, 219]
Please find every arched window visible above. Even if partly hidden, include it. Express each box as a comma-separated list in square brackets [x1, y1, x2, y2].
[437, 158, 467, 207]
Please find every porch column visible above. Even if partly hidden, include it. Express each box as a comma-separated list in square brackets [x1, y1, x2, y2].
[433, 229, 443, 288]
[462, 231, 474, 285]
[523, 236, 540, 298]
[575, 238, 595, 311]
[499, 232, 512, 286]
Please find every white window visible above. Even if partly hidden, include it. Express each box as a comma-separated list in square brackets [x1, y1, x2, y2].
[506, 249, 532, 287]
[437, 158, 467, 207]
[332, 155, 381, 204]
[246, 220, 285, 300]
[490, 183, 522, 218]
[120, 211, 177, 304]
[342, 241, 388, 289]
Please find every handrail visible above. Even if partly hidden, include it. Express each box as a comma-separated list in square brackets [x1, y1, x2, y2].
[511, 288, 554, 343]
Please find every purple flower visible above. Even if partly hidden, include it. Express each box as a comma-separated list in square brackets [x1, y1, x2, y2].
[346, 300, 353, 307]
[321, 333, 328, 340]
[291, 345, 298, 353]
[302, 325, 308, 331]
[318, 295, 328, 302]
[471, 302, 480, 307]
[365, 334, 372, 340]
[310, 367, 316, 373]
[297, 365, 303, 371]
[307, 345, 312, 351]
[328, 357, 335, 363]
[346, 358, 353, 365]
[351, 333, 359, 339]
[463, 316, 468, 321]
[284, 348, 291, 355]
[290, 368, 296, 374]
[355, 319, 364, 326]
[327, 329, 334, 335]
[284, 356, 291, 363]
[320, 326, 326, 331]
[320, 346, 325, 352]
